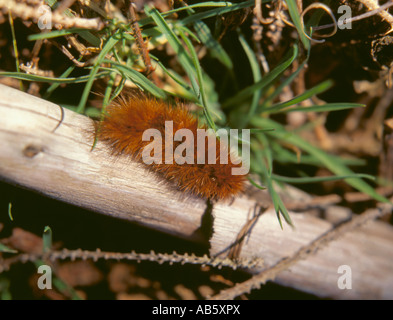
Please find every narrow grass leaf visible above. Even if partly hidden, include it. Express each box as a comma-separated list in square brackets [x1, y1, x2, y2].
[105, 60, 167, 99]
[257, 157, 293, 227]
[255, 134, 273, 175]
[102, 71, 116, 111]
[270, 141, 365, 166]
[248, 176, 266, 190]
[179, 0, 256, 26]
[145, 6, 196, 81]
[139, 1, 239, 27]
[28, 28, 86, 40]
[251, 139, 293, 226]
[238, 31, 262, 126]
[272, 173, 375, 184]
[250, 128, 275, 134]
[223, 44, 298, 109]
[194, 20, 233, 69]
[265, 79, 333, 113]
[284, 0, 310, 50]
[8, 12, 23, 91]
[251, 117, 390, 203]
[177, 27, 216, 130]
[42, 226, 52, 253]
[0, 71, 109, 83]
[78, 30, 101, 47]
[261, 60, 308, 109]
[53, 278, 84, 300]
[150, 55, 194, 94]
[77, 30, 121, 113]
[283, 103, 365, 113]
[0, 243, 17, 254]
[8, 202, 13, 221]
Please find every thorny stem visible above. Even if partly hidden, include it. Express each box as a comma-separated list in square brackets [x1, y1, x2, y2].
[127, 0, 156, 80]
[0, 249, 264, 274]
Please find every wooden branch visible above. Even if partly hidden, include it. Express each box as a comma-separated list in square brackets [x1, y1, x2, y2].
[211, 202, 393, 299]
[0, 0, 105, 30]
[1, 84, 393, 299]
[0, 84, 208, 242]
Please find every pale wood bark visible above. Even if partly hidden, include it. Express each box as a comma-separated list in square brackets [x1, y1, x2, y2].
[0, 84, 392, 299]
[0, 84, 207, 241]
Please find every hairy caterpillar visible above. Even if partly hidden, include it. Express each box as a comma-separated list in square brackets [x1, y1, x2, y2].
[97, 93, 247, 200]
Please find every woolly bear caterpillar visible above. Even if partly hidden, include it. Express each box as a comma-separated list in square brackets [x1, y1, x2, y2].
[97, 93, 247, 200]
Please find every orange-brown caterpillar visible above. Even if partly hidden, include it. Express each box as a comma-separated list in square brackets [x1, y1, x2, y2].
[97, 93, 246, 200]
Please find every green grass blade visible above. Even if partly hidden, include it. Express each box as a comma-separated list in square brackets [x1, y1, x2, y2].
[283, 103, 365, 113]
[145, 6, 196, 81]
[270, 140, 366, 166]
[112, 77, 126, 100]
[250, 128, 276, 134]
[0, 71, 109, 83]
[164, 1, 235, 16]
[269, 183, 293, 228]
[284, 0, 310, 50]
[251, 134, 293, 227]
[28, 28, 86, 40]
[102, 71, 116, 111]
[8, 12, 23, 91]
[77, 30, 101, 47]
[261, 60, 308, 109]
[0, 243, 17, 254]
[138, 1, 239, 27]
[238, 31, 262, 127]
[247, 176, 266, 190]
[44, 63, 77, 99]
[253, 146, 293, 227]
[265, 79, 333, 113]
[193, 20, 233, 70]
[177, 25, 201, 43]
[76, 31, 121, 113]
[29, 27, 100, 47]
[8, 12, 19, 74]
[8, 202, 13, 221]
[150, 55, 198, 100]
[145, 5, 208, 104]
[254, 134, 273, 175]
[179, 0, 256, 26]
[272, 173, 375, 184]
[42, 226, 52, 253]
[176, 27, 216, 130]
[223, 44, 298, 109]
[105, 60, 167, 99]
[251, 117, 390, 203]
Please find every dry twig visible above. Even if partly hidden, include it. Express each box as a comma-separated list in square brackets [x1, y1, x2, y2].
[0, 0, 105, 29]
